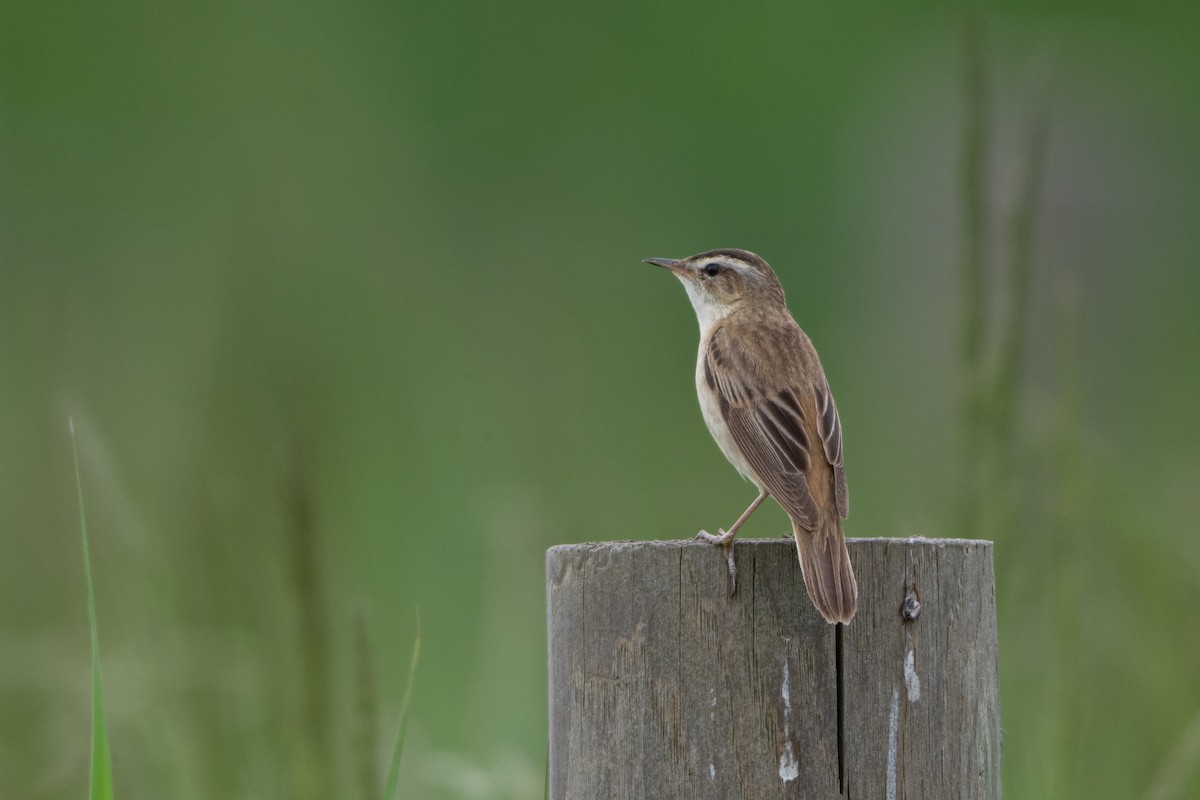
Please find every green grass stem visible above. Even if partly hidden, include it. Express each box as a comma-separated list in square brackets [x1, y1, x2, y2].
[993, 74, 1051, 448]
[382, 610, 421, 800]
[958, 5, 992, 534]
[70, 418, 115, 800]
[354, 604, 381, 800]
[285, 446, 335, 799]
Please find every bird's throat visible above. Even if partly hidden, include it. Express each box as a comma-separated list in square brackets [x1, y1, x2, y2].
[680, 279, 735, 335]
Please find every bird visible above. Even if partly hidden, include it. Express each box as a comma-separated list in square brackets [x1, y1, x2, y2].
[645, 248, 857, 624]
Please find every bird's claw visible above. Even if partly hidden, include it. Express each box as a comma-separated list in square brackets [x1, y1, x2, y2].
[695, 528, 735, 546]
[695, 529, 738, 595]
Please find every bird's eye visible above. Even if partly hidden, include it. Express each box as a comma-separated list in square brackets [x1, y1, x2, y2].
[702, 263, 722, 277]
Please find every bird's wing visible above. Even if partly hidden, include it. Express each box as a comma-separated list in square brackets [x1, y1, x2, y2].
[814, 383, 849, 518]
[703, 326, 821, 531]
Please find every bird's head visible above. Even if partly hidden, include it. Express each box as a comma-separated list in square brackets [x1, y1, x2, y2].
[644, 248, 786, 330]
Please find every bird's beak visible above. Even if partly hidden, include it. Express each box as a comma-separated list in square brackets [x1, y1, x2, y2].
[643, 257, 690, 278]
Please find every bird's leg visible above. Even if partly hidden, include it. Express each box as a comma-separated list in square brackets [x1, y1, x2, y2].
[695, 490, 769, 546]
[695, 490, 768, 595]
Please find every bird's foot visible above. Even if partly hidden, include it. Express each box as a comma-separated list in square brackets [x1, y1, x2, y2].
[695, 528, 736, 547]
[695, 529, 738, 596]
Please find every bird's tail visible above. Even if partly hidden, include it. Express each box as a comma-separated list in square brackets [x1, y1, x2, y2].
[792, 515, 857, 624]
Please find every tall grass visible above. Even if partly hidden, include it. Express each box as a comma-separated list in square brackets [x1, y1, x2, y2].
[62, 429, 423, 798]
[953, 12, 1198, 799]
[284, 445, 422, 799]
[354, 605, 382, 800]
[957, 6, 1051, 542]
[70, 418, 115, 800]
[284, 444, 337, 799]
[383, 611, 420, 800]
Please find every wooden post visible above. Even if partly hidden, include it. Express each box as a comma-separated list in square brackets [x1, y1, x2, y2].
[546, 538, 1000, 800]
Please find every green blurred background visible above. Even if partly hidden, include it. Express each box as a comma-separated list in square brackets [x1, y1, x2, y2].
[3, 1, 1199, 798]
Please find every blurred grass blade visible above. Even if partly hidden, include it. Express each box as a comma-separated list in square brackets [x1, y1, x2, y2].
[70, 418, 115, 800]
[353, 602, 381, 800]
[1145, 708, 1200, 800]
[284, 444, 335, 799]
[382, 610, 421, 800]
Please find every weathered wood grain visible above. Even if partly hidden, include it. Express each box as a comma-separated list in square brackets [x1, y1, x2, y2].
[546, 538, 1000, 800]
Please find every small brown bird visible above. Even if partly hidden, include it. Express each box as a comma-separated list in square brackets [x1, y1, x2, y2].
[645, 248, 857, 624]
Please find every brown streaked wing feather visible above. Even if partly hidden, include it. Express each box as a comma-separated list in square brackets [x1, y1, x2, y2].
[704, 327, 820, 530]
[754, 390, 811, 474]
[814, 384, 849, 518]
